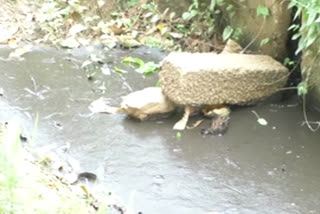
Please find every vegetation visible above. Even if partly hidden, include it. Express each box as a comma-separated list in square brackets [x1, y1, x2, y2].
[288, 0, 320, 131]
[289, 0, 320, 92]
[14, 0, 241, 52]
[0, 122, 110, 214]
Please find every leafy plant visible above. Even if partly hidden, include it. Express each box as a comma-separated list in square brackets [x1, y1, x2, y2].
[289, 0, 320, 56]
[260, 37, 270, 47]
[256, 4, 270, 19]
[122, 57, 160, 75]
[288, 1, 320, 131]
[222, 25, 234, 41]
[181, 0, 221, 38]
[287, 1, 320, 95]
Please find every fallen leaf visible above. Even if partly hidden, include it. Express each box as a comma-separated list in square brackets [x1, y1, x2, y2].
[60, 37, 80, 48]
[257, 118, 268, 126]
[170, 32, 183, 39]
[69, 24, 87, 35]
[114, 66, 128, 74]
[176, 132, 182, 139]
[117, 35, 141, 48]
[0, 25, 19, 44]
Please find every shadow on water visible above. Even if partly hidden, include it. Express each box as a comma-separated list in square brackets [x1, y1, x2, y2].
[0, 46, 320, 214]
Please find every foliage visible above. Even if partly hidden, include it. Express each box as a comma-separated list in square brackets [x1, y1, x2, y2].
[0, 121, 107, 214]
[36, 0, 93, 45]
[181, 0, 239, 43]
[288, 1, 320, 131]
[122, 57, 160, 75]
[256, 4, 270, 19]
[289, 0, 320, 56]
[288, 0, 320, 96]
[32, 0, 245, 51]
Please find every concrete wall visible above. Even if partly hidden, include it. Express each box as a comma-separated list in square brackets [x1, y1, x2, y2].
[229, 0, 291, 60]
[302, 43, 320, 111]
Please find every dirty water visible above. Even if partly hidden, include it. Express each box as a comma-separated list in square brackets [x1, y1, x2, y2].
[0, 46, 320, 214]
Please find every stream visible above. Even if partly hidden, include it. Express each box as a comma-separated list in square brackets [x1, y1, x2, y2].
[0, 46, 319, 214]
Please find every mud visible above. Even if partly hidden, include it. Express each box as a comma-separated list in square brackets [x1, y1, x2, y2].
[0, 46, 319, 214]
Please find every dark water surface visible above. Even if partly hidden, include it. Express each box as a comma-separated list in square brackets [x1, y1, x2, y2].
[0, 46, 319, 214]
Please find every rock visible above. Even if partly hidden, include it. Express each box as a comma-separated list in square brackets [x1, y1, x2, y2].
[159, 52, 289, 106]
[221, 39, 243, 54]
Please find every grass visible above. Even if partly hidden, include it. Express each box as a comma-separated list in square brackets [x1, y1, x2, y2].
[0, 121, 107, 214]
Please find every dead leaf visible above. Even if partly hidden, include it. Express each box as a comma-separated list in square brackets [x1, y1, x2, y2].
[60, 37, 80, 48]
[109, 24, 125, 35]
[117, 35, 141, 48]
[170, 32, 183, 39]
[0, 25, 19, 44]
[71, 11, 81, 21]
[156, 23, 164, 32]
[69, 24, 87, 35]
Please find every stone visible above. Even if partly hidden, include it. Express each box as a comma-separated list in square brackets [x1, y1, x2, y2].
[159, 52, 289, 106]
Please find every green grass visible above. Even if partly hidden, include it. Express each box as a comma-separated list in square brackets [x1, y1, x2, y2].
[0, 121, 106, 214]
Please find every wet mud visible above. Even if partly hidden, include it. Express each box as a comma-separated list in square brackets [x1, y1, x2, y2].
[0, 46, 319, 214]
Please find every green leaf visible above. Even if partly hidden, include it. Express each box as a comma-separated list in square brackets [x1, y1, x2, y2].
[293, 7, 302, 21]
[182, 10, 198, 21]
[176, 132, 182, 139]
[291, 33, 301, 40]
[122, 57, 145, 67]
[222, 25, 234, 42]
[114, 66, 127, 74]
[260, 38, 270, 47]
[155, 81, 161, 87]
[283, 57, 295, 66]
[288, 24, 299, 31]
[127, 0, 138, 7]
[145, 37, 162, 48]
[297, 81, 308, 96]
[256, 5, 270, 19]
[136, 62, 160, 75]
[209, 0, 216, 11]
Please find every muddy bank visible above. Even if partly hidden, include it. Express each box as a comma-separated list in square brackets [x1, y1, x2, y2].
[0, 46, 320, 214]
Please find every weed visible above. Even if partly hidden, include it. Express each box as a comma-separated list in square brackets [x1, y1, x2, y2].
[288, 0, 320, 131]
[0, 121, 102, 213]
